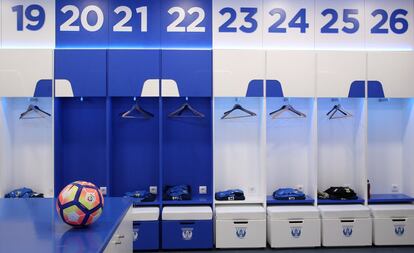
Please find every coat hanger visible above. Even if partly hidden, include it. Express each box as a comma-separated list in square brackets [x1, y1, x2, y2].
[327, 103, 352, 120]
[269, 98, 306, 119]
[168, 97, 205, 118]
[221, 98, 257, 120]
[121, 98, 154, 119]
[20, 100, 51, 120]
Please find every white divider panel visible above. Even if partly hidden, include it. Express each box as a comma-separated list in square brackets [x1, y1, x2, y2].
[0, 49, 53, 97]
[317, 98, 367, 198]
[0, 0, 2, 48]
[368, 52, 414, 98]
[316, 51, 366, 98]
[365, 0, 414, 50]
[266, 98, 317, 200]
[368, 99, 414, 196]
[214, 97, 265, 204]
[315, 0, 365, 50]
[213, 49, 265, 97]
[0, 98, 53, 197]
[263, 0, 315, 49]
[266, 50, 316, 97]
[1, 0, 55, 48]
[213, 0, 263, 49]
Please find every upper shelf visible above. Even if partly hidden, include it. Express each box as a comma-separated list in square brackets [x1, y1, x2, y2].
[368, 194, 414, 204]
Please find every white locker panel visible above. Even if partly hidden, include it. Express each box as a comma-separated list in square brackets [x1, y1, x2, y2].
[213, 0, 263, 49]
[368, 52, 414, 98]
[317, 51, 366, 98]
[0, 49, 53, 97]
[315, 0, 365, 50]
[263, 0, 315, 49]
[1, 0, 55, 48]
[213, 49, 265, 97]
[365, 0, 414, 50]
[266, 50, 316, 97]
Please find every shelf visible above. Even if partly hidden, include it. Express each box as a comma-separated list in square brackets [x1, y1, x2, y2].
[368, 194, 414, 204]
[162, 196, 213, 206]
[215, 196, 264, 205]
[318, 197, 365, 205]
[267, 195, 315, 205]
[131, 201, 161, 207]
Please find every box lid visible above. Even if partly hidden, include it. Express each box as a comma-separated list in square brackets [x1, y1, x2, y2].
[267, 206, 320, 220]
[370, 204, 414, 218]
[318, 205, 371, 219]
[215, 205, 265, 220]
[130, 207, 159, 221]
[162, 206, 212, 220]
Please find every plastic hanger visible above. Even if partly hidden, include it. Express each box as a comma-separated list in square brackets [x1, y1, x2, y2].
[121, 98, 154, 119]
[269, 99, 306, 119]
[221, 103, 257, 120]
[20, 104, 51, 120]
[326, 104, 352, 120]
[168, 97, 205, 118]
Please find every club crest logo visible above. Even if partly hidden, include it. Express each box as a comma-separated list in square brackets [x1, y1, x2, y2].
[236, 227, 247, 239]
[181, 228, 193, 240]
[343, 226, 353, 237]
[394, 225, 405, 236]
[133, 229, 139, 241]
[291, 227, 302, 238]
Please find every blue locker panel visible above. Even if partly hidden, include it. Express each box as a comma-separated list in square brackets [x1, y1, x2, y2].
[108, 0, 161, 48]
[367, 81, 385, 98]
[133, 221, 159, 251]
[162, 97, 213, 204]
[162, 50, 212, 97]
[162, 220, 213, 249]
[110, 97, 160, 201]
[160, 0, 212, 48]
[107, 50, 160, 97]
[54, 98, 107, 194]
[34, 80, 53, 98]
[55, 50, 107, 97]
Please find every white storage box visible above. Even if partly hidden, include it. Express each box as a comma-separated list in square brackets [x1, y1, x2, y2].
[267, 206, 321, 248]
[130, 207, 159, 221]
[162, 206, 212, 220]
[370, 205, 414, 246]
[215, 205, 266, 248]
[129, 207, 160, 251]
[319, 205, 372, 247]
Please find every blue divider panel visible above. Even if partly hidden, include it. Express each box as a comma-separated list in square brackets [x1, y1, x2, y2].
[54, 97, 107, 193]
[162, 97, 212, 204]
[55, 50, 107, 97]
[348, 81, 365, 98]
[110, 97, 160, 198]
[266, 80, 284, 98]
[162, 50, 212, 97]
[108, 50, 160, 97]
[34, 80, 53, 97]
[367, 81, 385, 98]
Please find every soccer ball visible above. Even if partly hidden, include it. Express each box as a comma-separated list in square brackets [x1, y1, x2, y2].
[56, 181, 104, 227]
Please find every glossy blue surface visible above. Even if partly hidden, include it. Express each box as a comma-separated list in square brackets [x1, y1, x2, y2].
[0, 197, 131, 253]
[368, 194, 414, 204]
[267, 195, 315, 205]
[318, 197, 365, 205]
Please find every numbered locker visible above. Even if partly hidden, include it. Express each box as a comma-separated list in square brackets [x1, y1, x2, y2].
[370, 205, 414, 246]
[266, 50, 316, 97]
[263, 0, 315, 49]
[162, 206, 213, 249]
[267, 206, 321, 248]
[108, 49, 160, 97]
[130, 207, 160, 251]
[315, 0, 365, 49]
[213, 0, 263, 49]
[161, 50, 212, 97]
[0, 49, 53, 97]
[365, 0, 414, 50]
[367, 51, 414, 98]
[215, 205, 266, 248]
[316, 51, 366, 98]
[161, 0, 212, 49]
[55, 49, 106, 97]
[56, 0, 109, 48]
[1, 0, 55, 48]
[214, 49, 265, 97]
[319, 205, 372, 247]
[108, 0, 161, 48]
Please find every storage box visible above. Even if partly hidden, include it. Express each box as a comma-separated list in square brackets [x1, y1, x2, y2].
[319, 205, 372, 247]
[130, 207, 160, 251]
[267, 206, 321, 248]
[370, 204, 414, 246]
[162, 206, 213, 249]
[215, 205, 266, 248]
